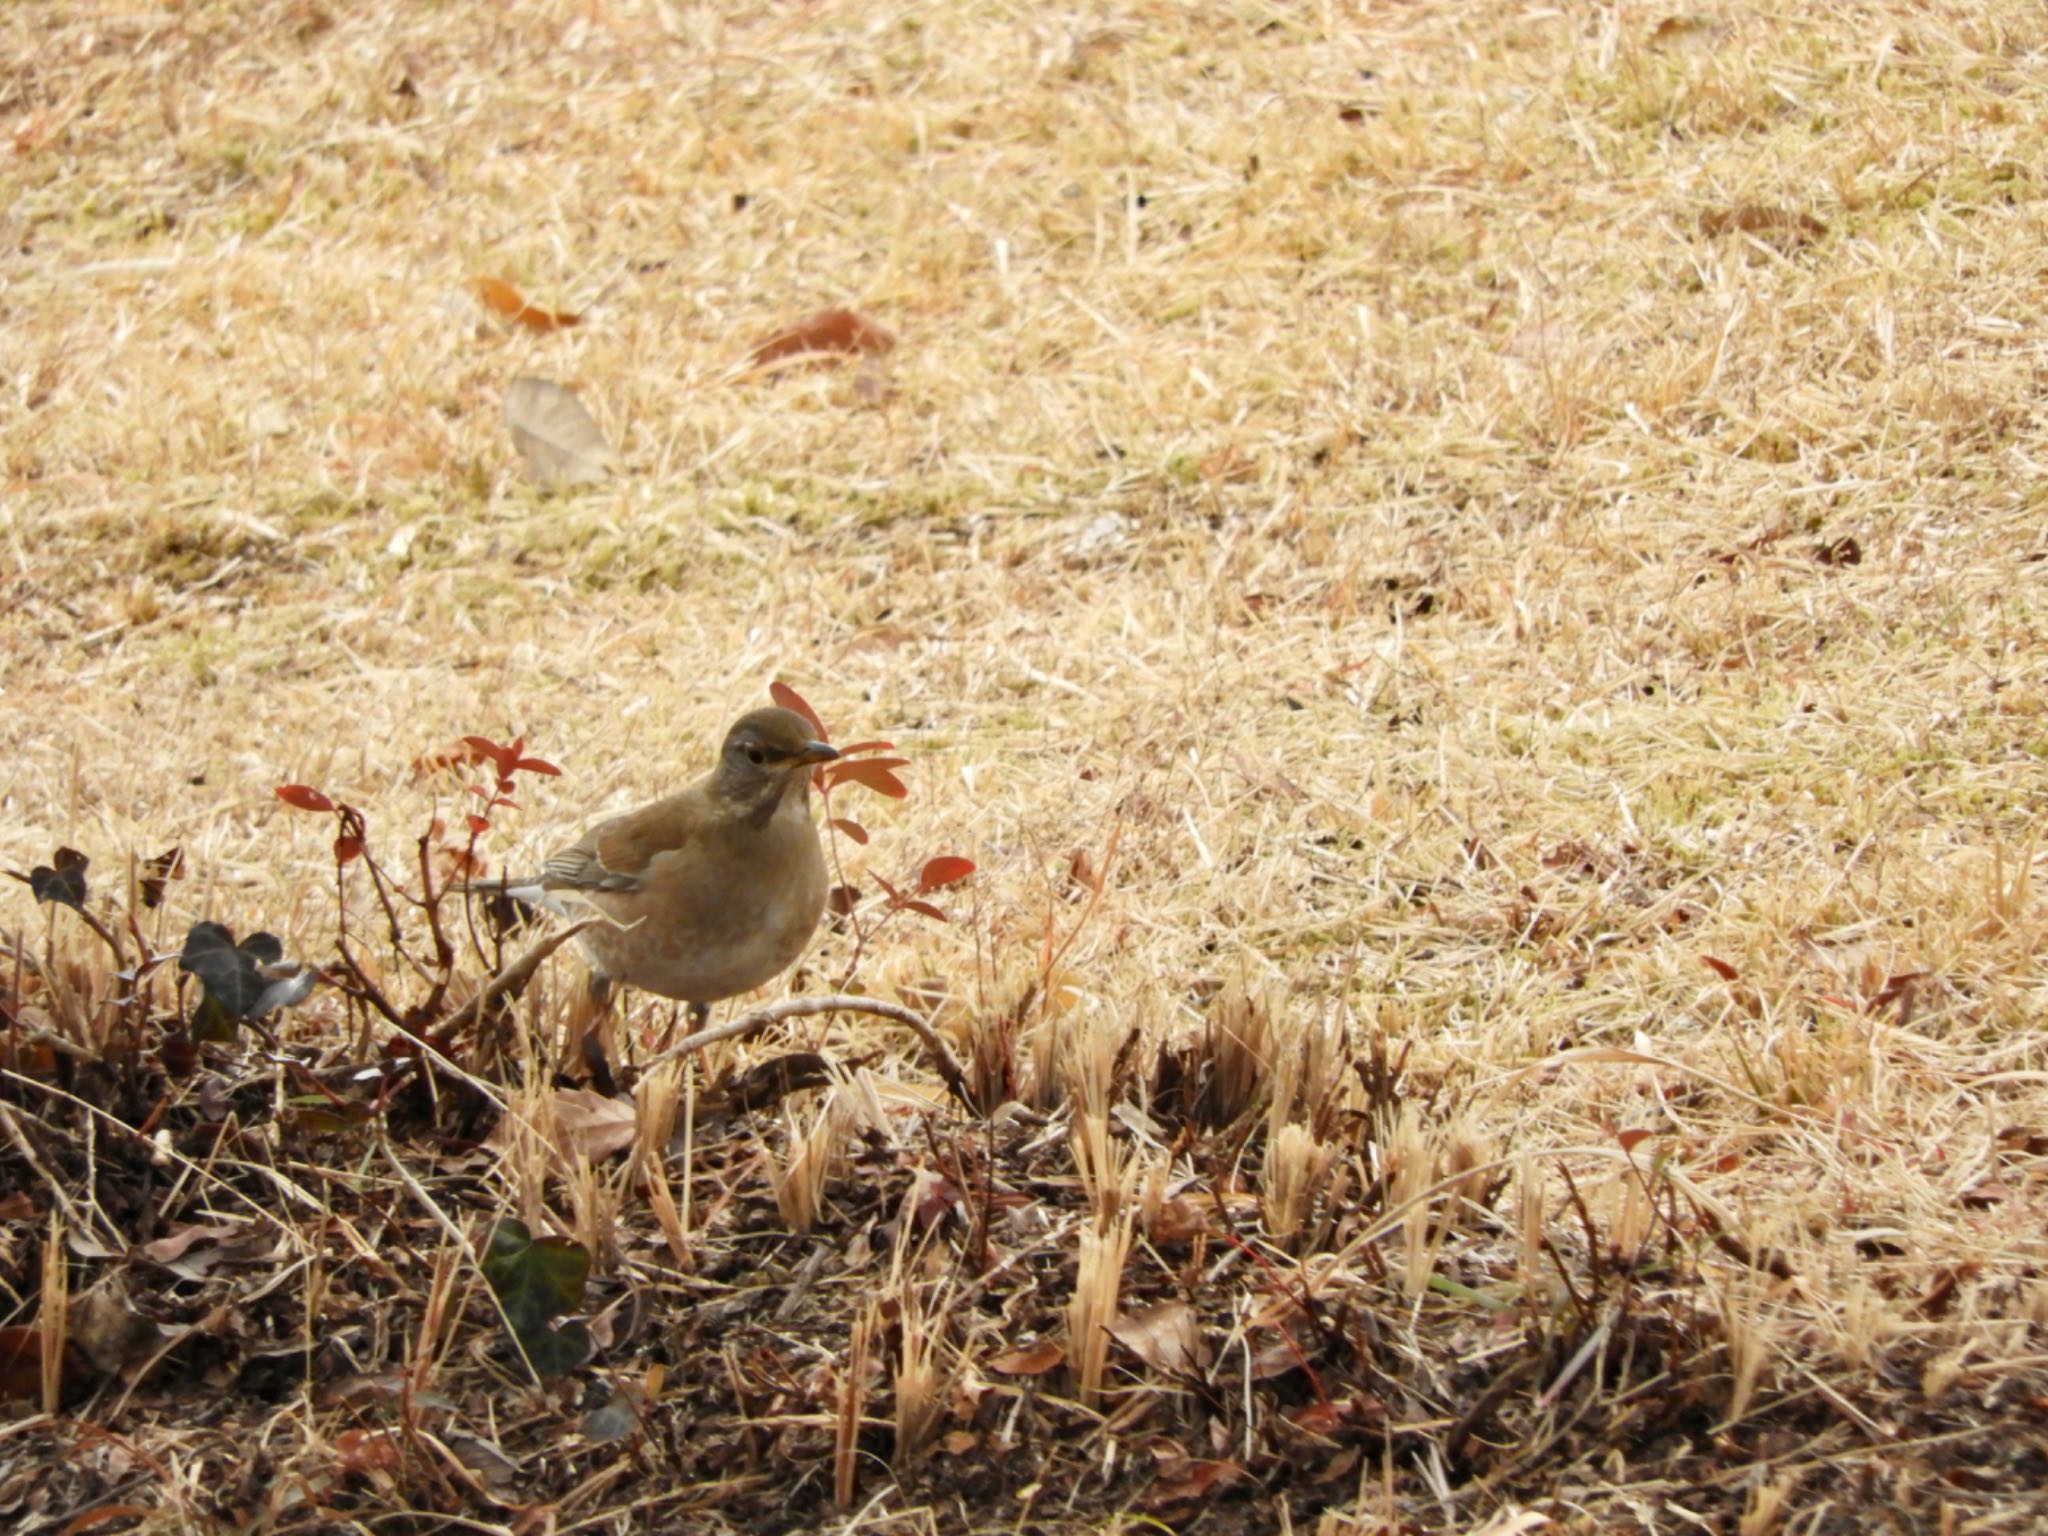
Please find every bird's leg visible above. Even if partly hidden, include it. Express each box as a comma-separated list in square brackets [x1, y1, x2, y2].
[654, 998, 709, 1055]
[564, 971, 616, 1079]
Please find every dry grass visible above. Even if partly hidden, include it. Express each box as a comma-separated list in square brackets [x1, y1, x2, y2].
[5, 0, 2048, 1531]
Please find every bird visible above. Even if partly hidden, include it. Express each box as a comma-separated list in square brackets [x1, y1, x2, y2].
[479, 707, 839, 1029]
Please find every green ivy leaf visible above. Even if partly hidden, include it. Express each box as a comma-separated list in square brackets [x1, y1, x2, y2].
[481, 1219, 590, 1338]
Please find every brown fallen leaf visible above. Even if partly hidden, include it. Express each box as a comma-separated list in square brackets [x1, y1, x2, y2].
[988, 1338, 1065, 1375]
[1144, 1456, 1245, 1510]
[1109, 1300, 1205, 1378]
[547, 1088, 641, 1161]
[1698, 204, 1827, 244]
[136, 1222, 242, 1265]
[505, 377, 614, 487]
[472, 276, 581, 333]
[750, 307, 896, 367]
[1650, 15, 1728, 48]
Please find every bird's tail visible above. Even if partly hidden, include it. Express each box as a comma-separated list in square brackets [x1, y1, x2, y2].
[456, 878, 575, 918]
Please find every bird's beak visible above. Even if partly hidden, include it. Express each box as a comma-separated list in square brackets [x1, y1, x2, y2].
[794, 740, 839, 766]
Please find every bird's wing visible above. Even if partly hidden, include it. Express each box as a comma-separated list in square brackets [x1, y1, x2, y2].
[541, 791, 707, 894]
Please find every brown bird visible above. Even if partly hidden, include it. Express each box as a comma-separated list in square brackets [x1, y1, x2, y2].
[487, 707, 838, 1025]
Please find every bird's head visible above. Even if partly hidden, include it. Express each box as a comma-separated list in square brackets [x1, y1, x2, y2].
[714, 707, 839, 812]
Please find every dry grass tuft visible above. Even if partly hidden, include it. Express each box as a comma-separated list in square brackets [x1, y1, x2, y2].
[6, 0, 2048, 1529]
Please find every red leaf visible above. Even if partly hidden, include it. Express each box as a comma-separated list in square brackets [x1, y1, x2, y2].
[834, 739, 896, 756]
[1700, 955, 1740, 982]
[1617, 1128, 1653, 1153]
[750, 307, 896, 367]
[822, 758, 909, 798]
[462, 736, 514, 779]
[276, 784, 335, 814]
[513, 754, 561, 777]
[466, 815, 491, 837]
[333, 835, 364, 865]
[897, 898, 949, 923]
[917, 856, 975, 893]
[471, 276, 581, 333]
[871, 874, 903, 902]
[769, 681, 828, 742]
[828, 818, 870, 846]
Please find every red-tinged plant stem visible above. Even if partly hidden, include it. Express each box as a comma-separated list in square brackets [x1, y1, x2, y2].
[410, 829, 455, 1024]
[330, 936, 406, 1031]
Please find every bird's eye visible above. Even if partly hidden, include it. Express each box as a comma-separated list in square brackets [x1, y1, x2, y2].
[745, 746, 766, 766]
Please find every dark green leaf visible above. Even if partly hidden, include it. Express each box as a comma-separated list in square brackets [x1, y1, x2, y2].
[179, 922, 296, 1027]
[481, 1219, 590, 1337]
[27, 848, 90, 910]
[515, 1319, 592, 1378]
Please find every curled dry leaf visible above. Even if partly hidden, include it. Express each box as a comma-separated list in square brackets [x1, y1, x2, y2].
[750, 306, 896, 367]
[505, 377, 613, 487]
[471, 276, 582, 332]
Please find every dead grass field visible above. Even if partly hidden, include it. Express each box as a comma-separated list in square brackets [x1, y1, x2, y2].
[6, 1, 2048, 1531]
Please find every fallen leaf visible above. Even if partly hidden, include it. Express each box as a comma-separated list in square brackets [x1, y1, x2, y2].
[54, 1504, 156, 1536]
[1814, 535, 1862, 567]
[275, 784, 335, 814]
[1144, 1457, 1245, 1509]
[1110, 1300, 1204, 1378]
[505, 377, 613, 487]
[0, 1326, 50, 1402]
[750, 307, 896, 367]
[549, 1088, 640, 1161]
[917, 856, 976, 893]
[471, 276, 582, 333]
[69, 1284, 159, 1376]
[333, 1427, 403, 1475]
[989, 1339, 1065, 1375]
[1698, 204, 1827, 244]
[136, 1222, 242, 1265]
[1145, 1194, 1212, 1246]
[1650, 15, 1727, 48]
